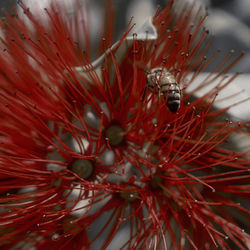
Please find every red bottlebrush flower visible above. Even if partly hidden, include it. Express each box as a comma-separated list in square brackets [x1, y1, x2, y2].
[0, 0, 249, 249]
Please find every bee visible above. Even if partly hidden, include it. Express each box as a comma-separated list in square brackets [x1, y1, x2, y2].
[146, 67, 181, 113]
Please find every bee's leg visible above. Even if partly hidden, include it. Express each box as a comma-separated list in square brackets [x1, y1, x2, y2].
[155, 83, 160, 98]
[162, 90, 168, 105]
[141, 86, 147, 102]
[162, 93, 167, 101]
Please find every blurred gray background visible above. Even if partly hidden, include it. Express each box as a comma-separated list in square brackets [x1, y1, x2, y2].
[1, 0, 249, 73]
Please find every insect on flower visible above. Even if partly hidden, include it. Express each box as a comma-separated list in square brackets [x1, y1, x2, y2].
[0, 0, 249, 249]
[146, 67, 181, 113]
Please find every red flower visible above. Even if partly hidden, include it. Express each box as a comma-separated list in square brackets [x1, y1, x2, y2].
[0, 0, 249, 249]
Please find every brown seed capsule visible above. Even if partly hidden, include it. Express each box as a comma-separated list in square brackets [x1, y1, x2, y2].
[71, 159, 94, 179]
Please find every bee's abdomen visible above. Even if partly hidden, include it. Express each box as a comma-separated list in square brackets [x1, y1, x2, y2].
[163, 84, 181, 113]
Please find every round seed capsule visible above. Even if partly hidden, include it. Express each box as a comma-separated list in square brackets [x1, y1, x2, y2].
[71, 159, 94, 179]
[105, 125, 125, 146]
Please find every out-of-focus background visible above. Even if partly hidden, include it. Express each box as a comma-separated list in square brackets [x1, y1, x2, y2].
[1, 0, 249, 72]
